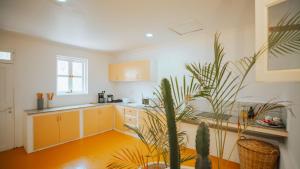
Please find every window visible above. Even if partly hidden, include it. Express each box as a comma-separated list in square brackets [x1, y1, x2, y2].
[56, 56, 88, 95]
[0, 51, 13, 63]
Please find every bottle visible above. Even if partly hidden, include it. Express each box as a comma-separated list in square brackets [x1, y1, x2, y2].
[240, 106, 247, 124]
[248, 106, 255, 119]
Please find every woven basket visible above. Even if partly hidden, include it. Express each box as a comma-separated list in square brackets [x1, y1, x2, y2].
[238, 138, 279, 169]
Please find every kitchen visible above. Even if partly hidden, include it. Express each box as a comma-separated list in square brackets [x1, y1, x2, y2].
[0, 0, 300, 169]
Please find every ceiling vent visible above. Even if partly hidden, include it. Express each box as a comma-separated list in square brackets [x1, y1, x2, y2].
[169, 19, 203, 36]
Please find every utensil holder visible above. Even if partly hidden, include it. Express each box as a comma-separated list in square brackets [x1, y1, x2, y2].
[47, 100, 53, 108]
[37, 99, 44, 110]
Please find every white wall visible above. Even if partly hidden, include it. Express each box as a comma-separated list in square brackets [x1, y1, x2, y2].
[112, 26, 255, 103]
[278, 84, 300, 169]
[0, 30, 115, 147]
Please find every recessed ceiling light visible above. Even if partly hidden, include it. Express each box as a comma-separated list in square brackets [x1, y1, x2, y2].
[145, 33, 153, 38]
[57, 0, 67, 2]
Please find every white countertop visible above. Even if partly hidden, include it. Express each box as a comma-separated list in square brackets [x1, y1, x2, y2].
[24, 102, 288, 138]
[24, 102, 147, 115]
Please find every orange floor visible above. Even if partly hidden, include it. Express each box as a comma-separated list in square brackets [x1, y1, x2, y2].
[0, 131, 239, 169]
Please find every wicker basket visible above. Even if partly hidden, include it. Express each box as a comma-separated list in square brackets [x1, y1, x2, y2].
[238, 138, 279, 169]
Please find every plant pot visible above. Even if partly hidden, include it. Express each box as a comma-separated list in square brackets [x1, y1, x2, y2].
[139, 162, 193, 169]
[166, 166, 193, 169]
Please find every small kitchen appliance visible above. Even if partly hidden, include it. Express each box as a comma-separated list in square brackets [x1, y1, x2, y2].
[107, 94, 114, 103]
[98, 91, 106, 103]
[142, 98, 150, 106]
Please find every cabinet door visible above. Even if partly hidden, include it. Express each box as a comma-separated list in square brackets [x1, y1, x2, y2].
[139, 110, 147, 129]
[115, 106, 125, 131]
[98, 106, 114, 132]
[109, 60, 150, 81]
[125, 60, 150, 81]
[33, 114, 59, 150]
[109, 64, 125, 81]
[83, 109, 99, 136]
[59, 111, 80, 143]
[109, 64, 117, 81]
[136, 60, 150, 80]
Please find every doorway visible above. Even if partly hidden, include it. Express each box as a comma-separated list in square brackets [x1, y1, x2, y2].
[0, 53, 15, 152]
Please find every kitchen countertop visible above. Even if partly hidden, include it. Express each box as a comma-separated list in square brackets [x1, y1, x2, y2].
[24, 103, 288, 138]
[182, 116, 288, 138]
[24, 102, 148, 115]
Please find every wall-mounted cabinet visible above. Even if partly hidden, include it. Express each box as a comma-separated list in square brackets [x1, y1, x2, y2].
[109, 60, 150, 81]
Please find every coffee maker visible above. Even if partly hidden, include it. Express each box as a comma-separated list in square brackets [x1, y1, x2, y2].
[107, 94, 114, 103]
[98, 91, 106, 103]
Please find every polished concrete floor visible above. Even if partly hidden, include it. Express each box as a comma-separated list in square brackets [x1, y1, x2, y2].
[0, 131, 239, 169]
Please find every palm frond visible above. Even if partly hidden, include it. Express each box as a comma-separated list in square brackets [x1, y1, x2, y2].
[107, 147, 149, 169]
[253, 101, 288, 119]
[269, 10, 300, 56]
[153, 75, 200, 122]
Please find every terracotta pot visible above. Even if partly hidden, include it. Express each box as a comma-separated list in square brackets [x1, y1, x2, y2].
[139, 162, 193, 169]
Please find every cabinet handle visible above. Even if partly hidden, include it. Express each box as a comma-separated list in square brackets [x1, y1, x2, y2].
[57, 115, 59, 122]
[60, 115, 62, 121]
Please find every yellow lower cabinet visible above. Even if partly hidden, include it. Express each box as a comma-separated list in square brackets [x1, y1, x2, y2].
[33, 114, 60, 150]
[84, 106, 114, 136]
[98, 106, 114, 132]
[59, 111, 80, 143]
[83, 108, 99, 136]
[139, 110, 146, 129]
[115, 106, 125, 131]
[33, 110, 80, 150]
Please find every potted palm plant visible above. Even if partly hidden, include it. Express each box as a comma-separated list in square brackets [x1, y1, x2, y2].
[107, 76, 199, 169]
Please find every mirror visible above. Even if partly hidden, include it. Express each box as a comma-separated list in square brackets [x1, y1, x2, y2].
[268, 0, 300, 71]
[255, 0, 300, 82]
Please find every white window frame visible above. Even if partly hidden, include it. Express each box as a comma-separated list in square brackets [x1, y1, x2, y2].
[56, 55, 88, 96]
[0, 50, 14, 64]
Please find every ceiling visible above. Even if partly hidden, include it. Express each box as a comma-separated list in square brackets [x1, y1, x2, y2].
[0, 0, 253, 53]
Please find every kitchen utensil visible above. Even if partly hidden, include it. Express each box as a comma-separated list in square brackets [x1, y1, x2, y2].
[36, 92, 44, 110]
[46, 92, 54, 108]
[37, 99, 44, 110]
